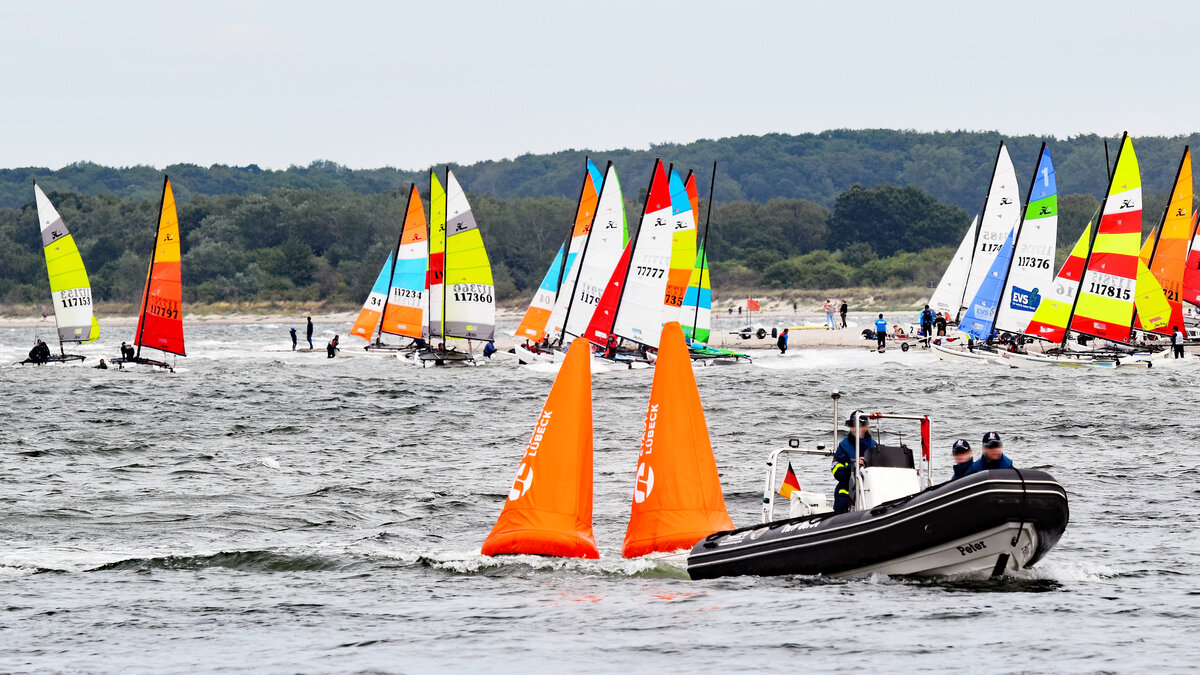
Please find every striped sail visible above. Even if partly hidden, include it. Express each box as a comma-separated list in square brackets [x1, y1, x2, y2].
[442, 169, 495, 341]
[1138, 148, 1191, 335]
[562, 162, 629, 339]
[427, 171, 447, 339]
[1069, 134, 1142, 343]
[350, 253, 392, 341]
[33, 184, 99, 344]
[680, 241, 711, 343]
[583, 241, 633, 346]
[544, 161, 603, 341]
[928, 215, 978, 317]
[995, 146, 1058, 334]
[382, 185, 428, 339]
[134, 177, 185, 356]
[960, 228, 1015, 340]
[662, 168, 697, 321]
[612, 159, 674, 347]
[516, 243, 566, 341]
[1024, 223, 1091, 341]
[1139, 227, 1157, 265]
[961, 143, 1022, 312]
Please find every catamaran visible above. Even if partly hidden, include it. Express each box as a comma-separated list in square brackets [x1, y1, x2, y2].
[412, 168, 495, 367]
[350, 184, 429, 353]
[113, 177, 185, 372]
[19, 184, 100, 364]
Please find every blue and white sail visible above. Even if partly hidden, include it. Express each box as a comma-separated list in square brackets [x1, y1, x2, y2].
[960, 228, 1015, 341]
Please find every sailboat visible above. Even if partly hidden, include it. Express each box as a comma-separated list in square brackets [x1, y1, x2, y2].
[513, 160, 602, 365]
[114, 177, 185, 372]
[622, 321, 733, 557]
[1011, 133, 1169, 367]
[20, 184, 100, 364]
[927, 142, 1022, 323]
[417, 168, 495, 367]
[1133, 147, 1191, 338]
[350, 184, 428, 352]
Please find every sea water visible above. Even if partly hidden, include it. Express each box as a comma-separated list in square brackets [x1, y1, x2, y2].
[0, 320, 1196, 673]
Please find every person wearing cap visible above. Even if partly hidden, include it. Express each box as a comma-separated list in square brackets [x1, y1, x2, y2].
[831, 410, 877, 513]
[951, 439, 974, 480]
[965, 432, 1013, 475]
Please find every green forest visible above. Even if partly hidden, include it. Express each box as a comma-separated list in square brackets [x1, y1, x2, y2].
[0, 130, 1188, 307]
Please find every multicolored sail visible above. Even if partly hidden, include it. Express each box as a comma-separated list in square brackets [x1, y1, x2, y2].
[427, 171, 447, 339]
[961, 143, 1022, 313]
[562, 162, 629, 340]
[442, 169, 495, 341]
[33, 184, 99, 344]
[134, 177, 185, 356]
[928, 215, 978, 317]
[582, 241, 633, 346]
[662, 169, 697, 321]
[381, 184, 429, 339]
[995, 145, 1058, 334]
[545, 160, 603, 341]
[1024, 223, 1092, 341]
[350, 253, 393, 341]
[612, 159, 674, 347]
[1137, 148, 1191, 335]
[1069, 134, 1143, 343]
[680, 241, 711, 344]
[960, 228, 1014, 340]
[515, 243, 566, 342]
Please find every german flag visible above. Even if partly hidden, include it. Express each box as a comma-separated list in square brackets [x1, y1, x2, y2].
[779, 461, 801, 499]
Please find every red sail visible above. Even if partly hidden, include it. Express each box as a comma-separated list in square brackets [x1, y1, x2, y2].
[134, 178, 185, 356]
[581, 241, 633, 346]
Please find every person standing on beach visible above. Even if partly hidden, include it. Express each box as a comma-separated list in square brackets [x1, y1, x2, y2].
[306, 317, 314, 349]
[874, 314, 888, 351]
[290, 327, 298, 351]
[777, 328, 789, 354]
[839, 300, 848, 329]
[823, 299, 835, 330]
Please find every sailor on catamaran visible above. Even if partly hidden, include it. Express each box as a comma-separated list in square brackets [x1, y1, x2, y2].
[831, 410, 877, 513]
[964, 432, 1013, 476]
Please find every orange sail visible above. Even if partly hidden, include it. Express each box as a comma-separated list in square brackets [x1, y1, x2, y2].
[622, 321, 733, 558]
[381, 185, 429, 338]
[134, 177, 185, 356]
[482, 338, 598, 558]
[1138, 147, 1191, 335]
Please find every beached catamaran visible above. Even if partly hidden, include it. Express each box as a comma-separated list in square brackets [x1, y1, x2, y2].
[115, 177, 185, 371]
[350, 184, 429, 351]
[417, 168, 495, 366]
[22, 184, 100, 364]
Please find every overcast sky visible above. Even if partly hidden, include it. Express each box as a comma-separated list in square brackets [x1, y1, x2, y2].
[2, 0, 1196, 170]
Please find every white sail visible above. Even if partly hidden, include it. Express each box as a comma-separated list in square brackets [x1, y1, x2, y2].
[34, 184, 97, 343]
[929, 215, 977, 316]
[995, 146, 1058, 334]
[612, 160, 675, 348]
[961, 143, 1022, 308]
[562, 163, 628, 339]
[545, 160, 603, 341]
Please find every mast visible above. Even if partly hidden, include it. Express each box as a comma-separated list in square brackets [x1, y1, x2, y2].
[135, 176, 170, 360]
[690, 161, 717, 341]
[988, 143, 1043, 339]
[558, 161, 611, 345]
[611, 159, 666, 345]
[1061, 134, 1125, 348]
[441, 167, 449, 348]
[375, 184, 411, 344]
[956, 141, 1007, 320]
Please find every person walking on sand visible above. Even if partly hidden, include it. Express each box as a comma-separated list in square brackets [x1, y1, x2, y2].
[289, 327, 298, 351]
[306, 317, 314, 349]
[839, 300, 848, 329]
[823, 299, 835, 330]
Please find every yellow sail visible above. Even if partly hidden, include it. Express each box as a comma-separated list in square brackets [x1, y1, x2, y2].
[1139, 227, 1156, 265]
[443, 169, 495, 340]
[428, 171, 447, 339]
[34, 184, 99, 343]
[1141, 147, 1192, 335]
[1134, 259, 1171, 332]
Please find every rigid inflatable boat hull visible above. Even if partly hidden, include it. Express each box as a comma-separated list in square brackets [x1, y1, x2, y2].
[687, 469, 1067, 580]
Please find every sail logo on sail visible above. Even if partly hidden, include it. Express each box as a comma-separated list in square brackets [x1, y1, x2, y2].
[1009, 286, 1041, 311]
[508, 464, 534, 501]
[633, 463, 655, 503]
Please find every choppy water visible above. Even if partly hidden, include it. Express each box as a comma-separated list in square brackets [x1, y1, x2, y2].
[1, 317, 1197, 673]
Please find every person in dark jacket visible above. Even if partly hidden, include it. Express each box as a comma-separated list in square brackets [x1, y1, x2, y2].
[951, 439, 974, 480]
[290, 327, 298, 351]
[483, 341, 497, 359]
[831, 410, 877, 513]
[326, 335, 340, 358]
[603, 334, 618, 359]
[94, 358, 108, 370]
[777, 328, 788, 354]
[965, 432, 1013, 475]
[934, 313, 948, 338]
[306, 317, 314, 349]
[874, 314, 888, 351]
[920, 305, 935, 339]
[28, 339, 51, 364]
[839, 300, 848, 328]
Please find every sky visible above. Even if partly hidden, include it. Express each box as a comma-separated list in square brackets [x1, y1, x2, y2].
[2, 0, 1198, 171]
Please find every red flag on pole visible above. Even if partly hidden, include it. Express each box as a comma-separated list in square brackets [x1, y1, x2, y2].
[747, 298, 760, 311]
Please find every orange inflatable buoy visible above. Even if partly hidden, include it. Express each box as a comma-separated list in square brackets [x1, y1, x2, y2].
[482, 338, 599, 558]
[622, 321, 733, 558]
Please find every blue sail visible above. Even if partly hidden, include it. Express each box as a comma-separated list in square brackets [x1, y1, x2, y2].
[960, 228, 1015, 341]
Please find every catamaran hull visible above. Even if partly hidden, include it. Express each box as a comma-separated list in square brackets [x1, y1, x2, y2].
[686, 469, 1067, 580]
[931, 342, 1003, 364]
[17, 354, 86, 366]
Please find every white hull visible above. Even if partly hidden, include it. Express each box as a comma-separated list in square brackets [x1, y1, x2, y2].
[837, 522, 1037, 578]
[931, 342, 1002, 364]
